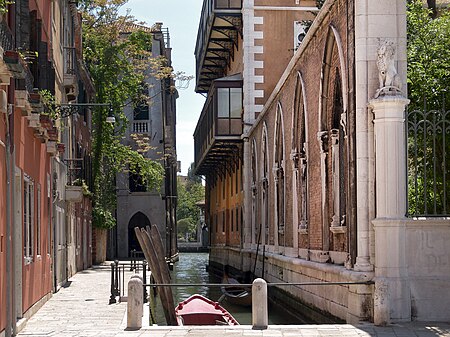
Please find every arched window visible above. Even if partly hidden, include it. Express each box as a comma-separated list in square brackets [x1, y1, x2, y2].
[251, 139, 259, 245]
[274, 103, 285, 248]
[319, 26, 349, 254]
[292, 72, 309, 235]
[261, 124, 269, 245]
[330, 69, 347, 229]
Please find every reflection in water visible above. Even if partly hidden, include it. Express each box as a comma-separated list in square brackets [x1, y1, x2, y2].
[148, 252, 302, 325]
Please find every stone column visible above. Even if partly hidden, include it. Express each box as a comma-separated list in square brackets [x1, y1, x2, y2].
[354, 0, 408, 272]
[317, 131, 329, 251]
[290, 151, 299, 251]
[369, 95, 410, 323]
[369, 96, 408, 218]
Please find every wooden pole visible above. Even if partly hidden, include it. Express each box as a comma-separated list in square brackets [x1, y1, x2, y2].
[149, 225, 176, 320]
[134, 227, 177, 325]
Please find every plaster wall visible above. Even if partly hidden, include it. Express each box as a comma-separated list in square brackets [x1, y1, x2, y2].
[116, 191, 166, 258]
[14, 111, 52, 313]
[0, 120, 6, 333]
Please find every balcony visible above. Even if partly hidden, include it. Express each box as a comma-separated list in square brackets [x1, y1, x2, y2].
[132, 120, 150, 134]
[194, 75, 242, 176]
[195, 0, 242, 93]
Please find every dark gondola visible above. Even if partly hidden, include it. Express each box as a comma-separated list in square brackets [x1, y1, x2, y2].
[221, 274, 252, 307]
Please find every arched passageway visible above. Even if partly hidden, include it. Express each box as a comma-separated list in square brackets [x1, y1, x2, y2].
[128, 212, 151, 255]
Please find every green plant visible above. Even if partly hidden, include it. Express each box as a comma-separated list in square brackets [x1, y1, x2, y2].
[407, 0, 450, 111]
[177, 170, 205, 227]
[0, 0, 13, 14]
[39, 89, 59, 120]
[72, 179, 93, 198]
[406, 0, 450, 215]
[79, 0, 169, 229]
[93, 206, 116, 229]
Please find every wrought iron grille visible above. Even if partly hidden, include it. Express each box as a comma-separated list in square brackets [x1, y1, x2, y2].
[407, 106, 450, 216]
[0, 20, 14, 52]
[64, 47, 76, 75]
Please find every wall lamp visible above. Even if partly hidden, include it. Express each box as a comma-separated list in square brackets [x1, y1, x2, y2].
[55, 102, 115, 123]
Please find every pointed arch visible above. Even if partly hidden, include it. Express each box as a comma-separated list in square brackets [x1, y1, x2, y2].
[291, 72, 309, 241]
[291, 71, 309, 153]
[251, 138, 259, 245]
[128, 212, 151, 256]
[261, 123, 270, 246]
[273, 102, 285, 249]
[318, 25, 350, 253]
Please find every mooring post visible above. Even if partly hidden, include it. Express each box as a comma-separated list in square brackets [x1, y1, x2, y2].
[109, 262, 116, 304]
[252, 278, 268, 329]
[127, 275, 143, 330]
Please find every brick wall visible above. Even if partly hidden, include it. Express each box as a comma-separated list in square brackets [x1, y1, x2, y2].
[249, 0, 354, 260]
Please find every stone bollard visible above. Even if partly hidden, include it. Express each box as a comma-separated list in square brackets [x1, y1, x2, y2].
[374, 278, 390, 326]
[127, 275, 143, 330]
[252, 278, 268, 329]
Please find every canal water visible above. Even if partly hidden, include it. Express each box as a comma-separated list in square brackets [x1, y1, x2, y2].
[147, 252, 303, 325]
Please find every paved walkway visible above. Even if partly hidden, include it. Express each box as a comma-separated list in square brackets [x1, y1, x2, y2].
[18, 263, 450, 337]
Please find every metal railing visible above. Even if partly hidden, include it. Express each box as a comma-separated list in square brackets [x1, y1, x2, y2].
[127, 278, 374, 328]
[64, 47, 77, 76]
[142, 280, 374, 288]
[130, 249, 145, 271]
[0, 20, 14, 52]
[407, 106, 450, 216]
[132, 121, 150, 134]
[109, 260, 148, 304]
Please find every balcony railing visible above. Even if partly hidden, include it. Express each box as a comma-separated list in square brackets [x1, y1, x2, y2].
[64, 47, 77, 76]
[0, 20, 14, 52]
[132, 121, 150, 134]
[194, 75, 242, 175]
[195, 0, 242, 93]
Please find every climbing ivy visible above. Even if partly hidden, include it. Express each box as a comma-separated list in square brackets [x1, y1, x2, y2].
[0, 0, 13, 14]
[79, 0, 168, 229]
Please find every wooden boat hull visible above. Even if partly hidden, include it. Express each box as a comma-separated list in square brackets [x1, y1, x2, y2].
[175, 294, 239, 326]
[221, 276, 252, 307]
[221, 286, 252, 307]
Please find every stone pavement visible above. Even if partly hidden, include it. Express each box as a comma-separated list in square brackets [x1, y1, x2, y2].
[17, 263, 450, 337]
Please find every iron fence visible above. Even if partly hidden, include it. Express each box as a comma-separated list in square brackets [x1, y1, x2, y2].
[407, 104, 450, 216]
[109, 259, 148, 305]
[0, 20, 13, 52]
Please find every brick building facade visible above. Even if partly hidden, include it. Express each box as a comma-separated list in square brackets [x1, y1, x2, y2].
[195, 0, 450, 324]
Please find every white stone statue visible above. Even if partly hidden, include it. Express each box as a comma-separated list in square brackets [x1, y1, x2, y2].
[375, 39, 402, 98]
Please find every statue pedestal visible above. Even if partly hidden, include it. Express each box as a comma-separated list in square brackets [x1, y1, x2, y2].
[368, 95, 409, 218]
[369, 95, 411, 324]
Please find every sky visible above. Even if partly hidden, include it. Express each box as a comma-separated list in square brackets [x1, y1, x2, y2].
[120, 0, 206, 176]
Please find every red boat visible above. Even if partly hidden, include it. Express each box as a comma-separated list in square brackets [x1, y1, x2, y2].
[175, 294, 239, 326]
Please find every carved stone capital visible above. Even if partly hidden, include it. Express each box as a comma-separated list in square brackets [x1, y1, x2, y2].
[330, 128, 339, 145]
[317, 131, 329, 153]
